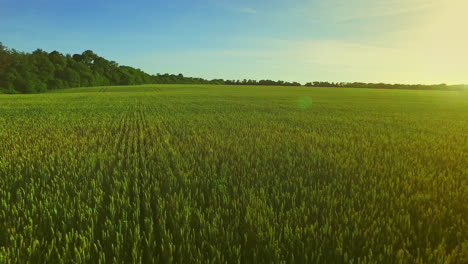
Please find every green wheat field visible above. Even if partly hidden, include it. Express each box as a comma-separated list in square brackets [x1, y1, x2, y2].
[1, 85, 467, 263]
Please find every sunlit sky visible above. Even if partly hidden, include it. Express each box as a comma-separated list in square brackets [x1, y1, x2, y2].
[1, 0, 467, 84]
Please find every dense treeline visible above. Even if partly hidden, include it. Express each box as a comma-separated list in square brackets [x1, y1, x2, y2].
[0, 43, 221, 94]
[0, 43, 141, 93]
[0, 42, 466, 93]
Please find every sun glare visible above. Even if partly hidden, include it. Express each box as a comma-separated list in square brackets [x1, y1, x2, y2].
[421, 0, 468, 82]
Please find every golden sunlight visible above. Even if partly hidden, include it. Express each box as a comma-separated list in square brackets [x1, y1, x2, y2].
[421, 0, 468, 82]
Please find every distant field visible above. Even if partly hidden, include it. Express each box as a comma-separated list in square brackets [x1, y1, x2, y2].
[1, 85, 467, 263]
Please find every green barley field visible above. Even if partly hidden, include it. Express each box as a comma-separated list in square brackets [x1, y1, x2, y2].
[0, 84, 467, 263]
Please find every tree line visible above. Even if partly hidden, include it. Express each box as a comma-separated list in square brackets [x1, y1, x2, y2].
[0, 43, 222, 94]
[224, 79, 302, 86]
[304, 81, 466, 90]
[0, 43, 466, 93]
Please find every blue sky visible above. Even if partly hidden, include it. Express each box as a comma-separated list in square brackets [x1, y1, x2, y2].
[1, 0, 467, 84]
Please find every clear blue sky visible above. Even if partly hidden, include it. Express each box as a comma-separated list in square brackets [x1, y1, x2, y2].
[1, 0, 467, 84]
